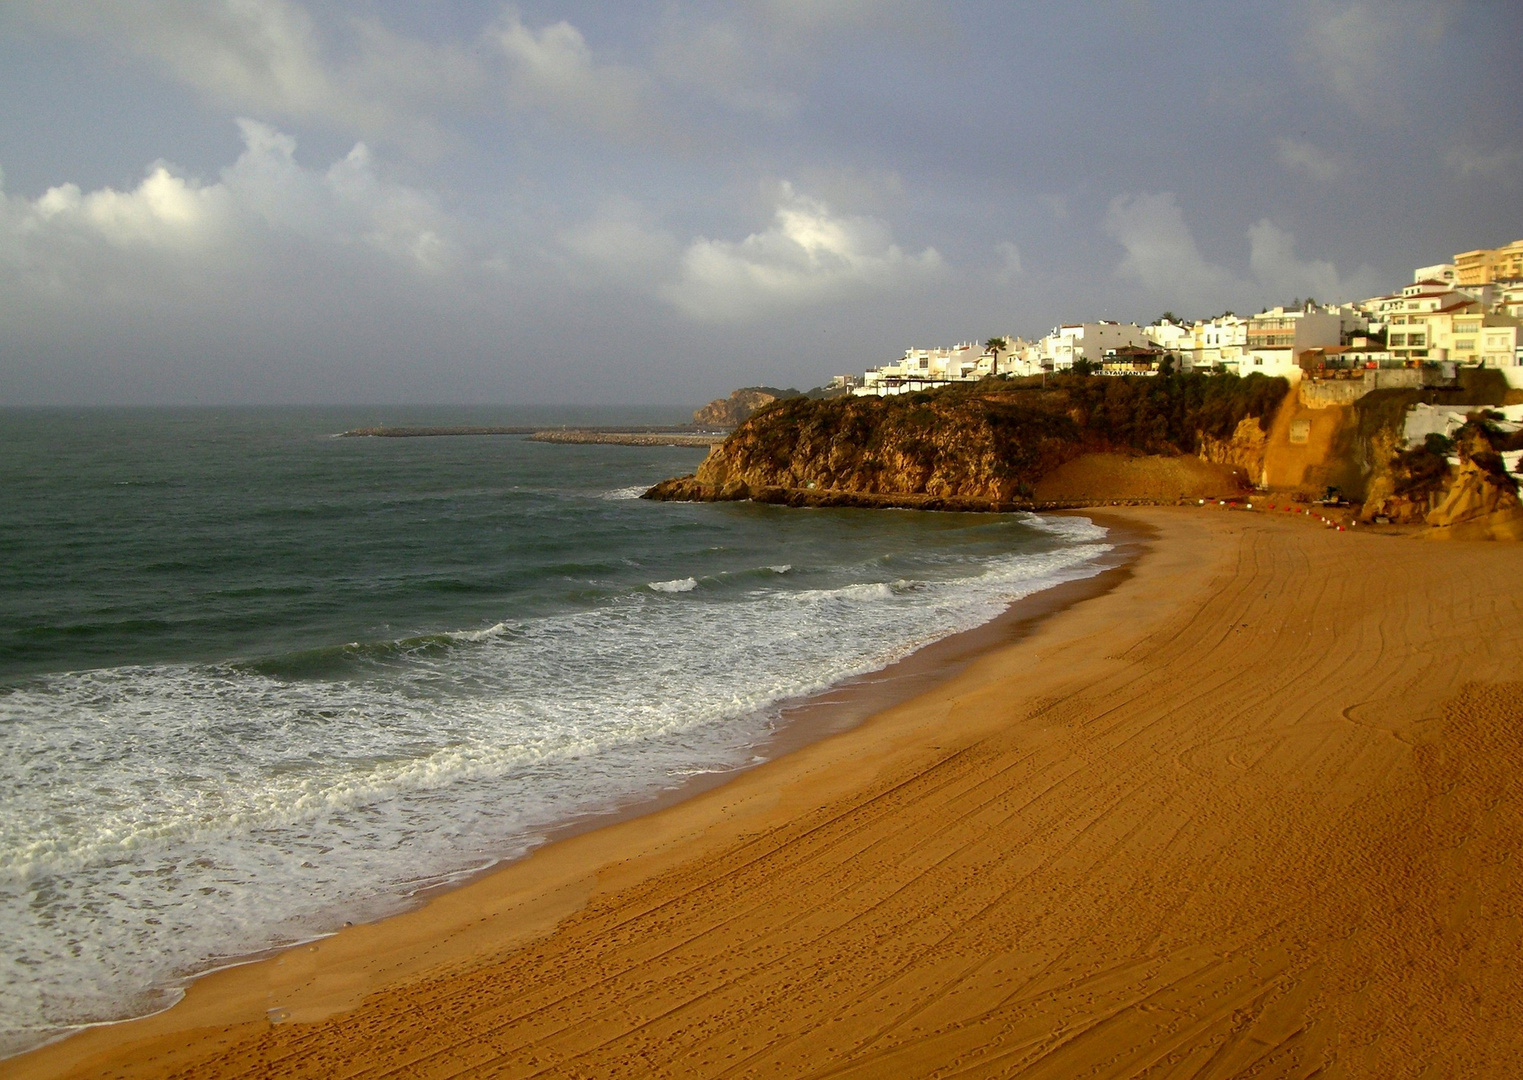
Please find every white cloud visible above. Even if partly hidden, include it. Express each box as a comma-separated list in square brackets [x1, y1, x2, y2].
[1304, 3, 1395, 116]
[1275, 137, 1345, 181]
[654, 18, 799, 118]
[753, 0, 939, 36]
[993, 241, 1024, 283]
[491, 11, 655, 138]
[560, 203, 680, 287]
[16, 166, 232, 251]
[652, 1, 942, 119]
[1105, 192, 1240, 300]
[21, 0, 329, 107]
[661, 183, 943, 321]
[1107, 191, 1380, 309]
[15, 1, 926, 153]
[13, 1, 483, 149]
[1039, 194, 1070, 222]
[0, 120, 463, 295]
[1303, 1, 1447, 119]
[1445, 145, 1523, 182]
[18, 3, 675, 147]
[1247, 219, 1380, 303]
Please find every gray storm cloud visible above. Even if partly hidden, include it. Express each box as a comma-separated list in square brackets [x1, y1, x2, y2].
[0, 1, 1516, 404]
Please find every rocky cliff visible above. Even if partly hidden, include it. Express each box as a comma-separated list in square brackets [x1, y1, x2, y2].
[1422, 419, 1523, 539]
[678, 392, 1079, 503]
[1197, 415, 1269, 485]
[1425, 458, 1523, 532]
[1359, 394, 1522, 526]
[649, 374, 1288, 509]
[692, 387, 800, 427]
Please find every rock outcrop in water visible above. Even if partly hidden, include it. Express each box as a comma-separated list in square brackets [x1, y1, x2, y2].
[648, 374, 1288, 510]
[692, 387, 801, 428]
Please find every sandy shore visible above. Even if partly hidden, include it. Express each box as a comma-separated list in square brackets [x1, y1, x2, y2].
[12, 506, 1523, 1078]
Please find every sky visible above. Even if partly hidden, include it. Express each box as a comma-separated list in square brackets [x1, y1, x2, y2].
[0, 1, 1519, 406]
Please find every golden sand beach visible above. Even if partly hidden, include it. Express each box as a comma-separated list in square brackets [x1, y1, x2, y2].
[12, 506, 1523, 1079]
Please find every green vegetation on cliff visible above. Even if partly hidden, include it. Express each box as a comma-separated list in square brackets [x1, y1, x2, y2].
[648, 373, 1289, 506]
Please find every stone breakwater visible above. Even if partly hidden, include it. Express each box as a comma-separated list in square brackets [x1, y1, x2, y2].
[527, 431, 726, 447]
[338, 426, 723, 443]
[339, 426, 539, 437]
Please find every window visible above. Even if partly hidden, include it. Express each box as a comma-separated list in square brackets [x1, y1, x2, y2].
[1390, 333, 1406, 346]
[1454, 340, 1475, 352]
[1409, 334, 1426, 347]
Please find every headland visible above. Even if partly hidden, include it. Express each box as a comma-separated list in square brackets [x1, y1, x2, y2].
[647, 370, 1523, 538]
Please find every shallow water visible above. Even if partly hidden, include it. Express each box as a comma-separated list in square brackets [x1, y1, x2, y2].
[0, 407, 1110, 1056]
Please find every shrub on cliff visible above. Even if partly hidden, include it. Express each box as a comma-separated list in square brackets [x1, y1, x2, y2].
[1389, 434, 1454, 499]
[688, 372, 1288, 502]
[1052, 371, 1286, 454]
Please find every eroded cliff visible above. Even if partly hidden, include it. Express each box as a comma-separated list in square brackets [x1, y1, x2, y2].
[692, 387, 800, 427]
[648, 374, 1288, 509]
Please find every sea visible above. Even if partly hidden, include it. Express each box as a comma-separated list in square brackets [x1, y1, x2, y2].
[0, 406, 1112, 1057]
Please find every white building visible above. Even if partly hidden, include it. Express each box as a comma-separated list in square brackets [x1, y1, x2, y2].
[1241, 305, 1360, 380]
[1181, 315, 1248, 372]
[1478, 324, 1523, 387]
[1413, 263, 1458, 287]
[1143, 319, 1192, 359]
[1360, 279, 1472, 323]
[1499, 283, 1523, 319]
[1037, 322, 1149, 371]
[857, 342, 1014, 396]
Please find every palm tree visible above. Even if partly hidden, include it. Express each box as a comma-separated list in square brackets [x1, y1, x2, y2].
[985, 337, 1008, 354]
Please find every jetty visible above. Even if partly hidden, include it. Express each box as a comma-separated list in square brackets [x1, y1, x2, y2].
[340, 426, 725, 447]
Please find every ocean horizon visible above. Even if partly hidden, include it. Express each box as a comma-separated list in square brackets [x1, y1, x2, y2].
[0, 406, 1112, 1057]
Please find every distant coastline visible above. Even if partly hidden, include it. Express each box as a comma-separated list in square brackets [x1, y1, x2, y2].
[337, 425, 726, 447]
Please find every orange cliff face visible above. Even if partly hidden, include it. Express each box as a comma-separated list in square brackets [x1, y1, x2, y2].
[1254, 370, 1520, 517]
[1259, 384, 1365, 496]
[691, 393, 1078, 502]
[649, 377, 1286, 509]
[691, 387, 796, 428]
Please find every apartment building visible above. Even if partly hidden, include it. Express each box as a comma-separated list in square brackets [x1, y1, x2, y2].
[856, 341, 1032, 396]
[1413, 263, 1458, 286]
[1478, 325, 1522, 372]
[1454, 240, 1523, 286]
[1180, 315, 1247, 372]
[1143, 319, 1193, 359]
[1360, 278, 1464, 320]
[1242, 306, 1353, 379]
[1387, 297, 1486, 362]
[1039, 322, 1149, 370]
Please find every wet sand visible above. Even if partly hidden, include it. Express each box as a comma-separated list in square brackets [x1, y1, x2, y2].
[13, 506, 1523, 1078]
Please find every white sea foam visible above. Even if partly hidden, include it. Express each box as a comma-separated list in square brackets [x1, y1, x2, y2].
[0, 514, 1111, 1057]
[600, 485, 648, 500]
[648, 577, 698, 593]
[446, 622, 511, 642]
